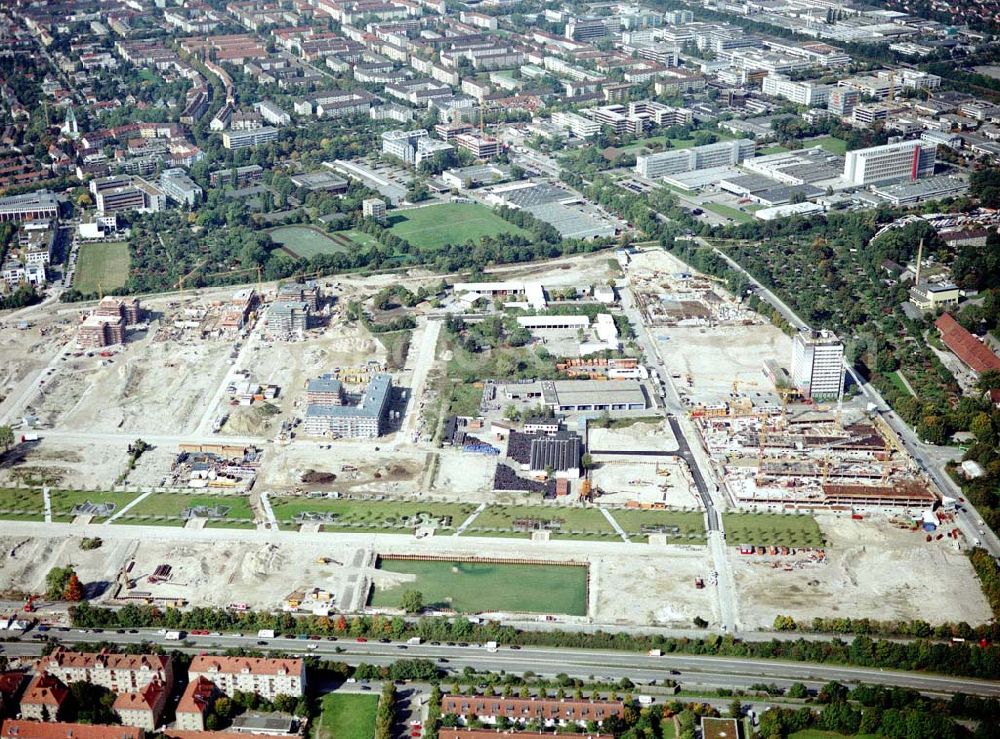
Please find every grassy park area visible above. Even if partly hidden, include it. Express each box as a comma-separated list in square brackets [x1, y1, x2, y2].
[116, 493, 254, 525]
[806, 136, 849, 155]
[0, 488, 44, 520]
[269, 497, 476, 533]
[370, 559, 589, 614]
[49, 490, 142, 522]
[74, 242, 130, 294]
[702, 202, 755, 224]
[387, 203, 527, 251]
[723, 512, 824, 547]
[269, 226, 353, 259]
[609, 509, 707, 541]
[314, 693, 378, 739]
[464, 505, 618, 541]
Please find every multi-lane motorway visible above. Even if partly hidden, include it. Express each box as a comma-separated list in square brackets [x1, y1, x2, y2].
[3, 630, 998, 698]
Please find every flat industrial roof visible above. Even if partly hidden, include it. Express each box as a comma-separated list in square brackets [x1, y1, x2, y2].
[548, 379, 646, 407]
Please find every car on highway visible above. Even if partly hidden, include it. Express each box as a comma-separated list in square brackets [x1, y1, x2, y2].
[356, 637, 368, 643]
[256, 640, 268, 646]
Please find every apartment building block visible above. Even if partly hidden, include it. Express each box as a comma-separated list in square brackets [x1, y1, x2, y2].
[187, 657, 305, 700]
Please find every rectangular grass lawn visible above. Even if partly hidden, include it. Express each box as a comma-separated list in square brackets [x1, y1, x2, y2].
[702, 202, 755, 224]
[371, 559, 588, 615]
[269, 497, 476, 533]
[608, 509, 707, 541]
[463, 505, 619, 541]
[314, 693, 378, 739]
[116, 493, 254, 525]
[74, 242, 130, 294]
[806, 136, 848, 155]
[268, 226, 351, 259]
[723, 512, 824, 547]
[49, 490, 142, 523]
[271, 498, 475, 532]
[0, 488, 44, 520]
[387, 203, 527, 251]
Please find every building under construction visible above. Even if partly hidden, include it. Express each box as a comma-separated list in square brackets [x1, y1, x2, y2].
[77, 297, 144, 347]
[697, 407, 937, 510]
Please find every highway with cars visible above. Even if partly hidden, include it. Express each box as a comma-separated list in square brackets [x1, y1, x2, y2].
[2, 629, 998, 699]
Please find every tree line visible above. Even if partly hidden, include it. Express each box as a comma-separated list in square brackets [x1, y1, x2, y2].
[67, 602, 1000, 680]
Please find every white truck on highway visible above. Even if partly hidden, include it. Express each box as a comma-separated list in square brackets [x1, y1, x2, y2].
[164, 630, 183, 641]
[407, 637, 422, 645]
[485, 641, 498, 653]
[257, 629, 275, 639]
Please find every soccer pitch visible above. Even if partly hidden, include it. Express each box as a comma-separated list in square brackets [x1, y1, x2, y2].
[387, 203, 528, 251]
[370, 558, 588, 615]
[74, 242, 130, 294]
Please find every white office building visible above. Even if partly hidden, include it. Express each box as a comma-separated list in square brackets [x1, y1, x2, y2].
[842, 139, 937, 186]
[381, 129, 454, 165]
[551, 111, 601, 138]
[791, 329, 844, 399]
[636, 139, 755, 179]
[761, 74, 832, 107]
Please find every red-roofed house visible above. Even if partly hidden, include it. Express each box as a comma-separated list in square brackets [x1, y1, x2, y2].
[441, 695, 624, 728]
[36, 649, 173, 695]
[0, 672, 26, 716]
[935, 313, 1000, 374]
[19, 674, 68, 722]
[175, 677, 219, 732]
[187, 657, 304, 700]
[113, 679, 168, 731]
[164, 732, 289, 739]
[1, 720, 143, 739]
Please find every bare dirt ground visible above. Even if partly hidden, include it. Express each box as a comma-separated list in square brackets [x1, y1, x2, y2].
[732, 514, 993, 629]
[0, 317, 75, 416]
[49, 333, 232, 435]
[255, 444, 425, 494]
[432, 452, 497, 498]
[589, 420, 678, 452]
[596, 548, 717, 626]
[0, 527, 717, 626]
[656, 325, 790, 407]
[591, 458, 699, 508]
[0, 535, 137, 598]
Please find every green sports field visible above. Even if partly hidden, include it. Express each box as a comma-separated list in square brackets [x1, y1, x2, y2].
[74, 242, 130, 294]
[314, 693, 378, 739]
[268, 226, 352, 259]
[387, 203, 528, 251]
[370, 559, 589, 615]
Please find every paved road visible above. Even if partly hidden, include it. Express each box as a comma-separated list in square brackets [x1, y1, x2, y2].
[4, 631, 997, 698]
[618, 260, 739, 632]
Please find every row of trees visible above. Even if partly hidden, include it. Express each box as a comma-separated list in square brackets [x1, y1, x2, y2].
[66, 602, 1000, 680]
[374, 683, 395, 739]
